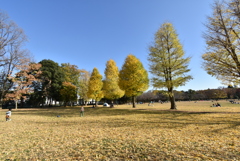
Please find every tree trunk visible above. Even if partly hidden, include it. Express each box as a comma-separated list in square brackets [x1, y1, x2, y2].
[169, 92, 177, 110]
[21, 97, 24, 108]
[15, 100, 18, 109]
[95, 101, 98, 107]
[132, 96, 136, 108]
[50, 98, 53, 107]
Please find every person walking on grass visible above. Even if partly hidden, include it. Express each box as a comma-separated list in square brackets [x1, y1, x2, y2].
[80, 106, 84, 117]
[6, 108, 12, 121]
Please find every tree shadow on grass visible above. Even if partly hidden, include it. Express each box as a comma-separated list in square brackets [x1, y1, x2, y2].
[12, 107, 240, 133]
[13, 106, 240, 119]
[13, 107, 162, 117]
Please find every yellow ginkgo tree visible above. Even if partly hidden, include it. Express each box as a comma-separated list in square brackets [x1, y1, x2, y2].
[202, 0, 240, 85]
[103, 59, 124, 107]
[148, 22, 192, 110]
[87, 67, 104, 107]
[60, 81, 77, 107]
[119, 54, 149, 108]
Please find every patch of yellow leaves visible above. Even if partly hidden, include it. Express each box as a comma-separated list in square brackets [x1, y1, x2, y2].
[0, 101, 240, 160]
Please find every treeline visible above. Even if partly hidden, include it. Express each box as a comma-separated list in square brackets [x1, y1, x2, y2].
[1, 57, 149, 108]
[137, 86, 240, 102]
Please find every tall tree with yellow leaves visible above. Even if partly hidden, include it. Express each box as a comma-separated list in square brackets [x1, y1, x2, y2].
[119, 54, 149, 108]
[202, 0, 240, 85]
[60, 81, 77, 107]
[148, 22, 192, 110]
[87, 68, 104, 107]
[103, 59, 124, 106]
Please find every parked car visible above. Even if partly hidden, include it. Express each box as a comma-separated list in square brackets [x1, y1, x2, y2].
[103, 103, 110, 107]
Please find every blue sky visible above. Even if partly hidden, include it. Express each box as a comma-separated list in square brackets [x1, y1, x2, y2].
[1, 0, 224, 91]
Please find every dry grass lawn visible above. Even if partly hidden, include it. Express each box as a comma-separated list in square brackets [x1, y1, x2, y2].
[1, 100, 240, 160]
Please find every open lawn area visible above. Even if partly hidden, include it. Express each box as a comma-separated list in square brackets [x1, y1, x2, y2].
[1, 100, 240, 160]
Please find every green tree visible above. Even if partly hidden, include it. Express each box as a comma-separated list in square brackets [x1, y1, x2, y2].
[185, 89, 196, 101]
[103, 59, 124, 106]
[225, 85, 236, 99]
[87, 68, 104, 107]
[78, 69, 90, 105]
[119, 54, 149, 108]
[202, 0, 240, 84]
[61, 63, 81, 86]
[38, 59, 64, 106]
[148, 22, 192, 109]
[60, 81, 77, 107]
[61, 63, 81, 104]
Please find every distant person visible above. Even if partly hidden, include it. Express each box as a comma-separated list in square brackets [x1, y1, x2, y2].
[6, 108, 12, 121]
[110, 101, 114, 108]
[148, 101, 152, 106]
[80, 106, 84, 117]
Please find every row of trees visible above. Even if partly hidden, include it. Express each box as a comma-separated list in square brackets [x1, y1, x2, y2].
[1, 0, 240, 109]
[0, 53, 150, 108]
[137, 86, 240, 103]
[0, 19, 193, 109]
[88, 55, 149, 108]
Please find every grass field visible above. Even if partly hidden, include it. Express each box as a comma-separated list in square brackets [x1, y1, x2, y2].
[1, 100, 240, 160]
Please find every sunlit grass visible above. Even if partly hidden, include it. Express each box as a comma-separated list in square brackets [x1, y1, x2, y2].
[1, 100, 240, 160]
